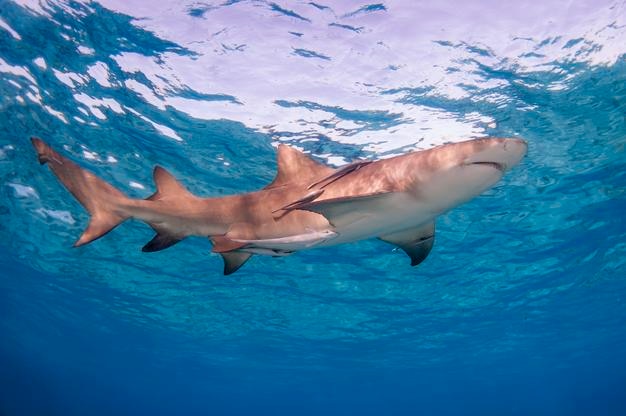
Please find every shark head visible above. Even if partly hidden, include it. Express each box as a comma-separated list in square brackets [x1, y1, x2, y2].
[459, 137, 528, 173]
[410, 137, 527, 213]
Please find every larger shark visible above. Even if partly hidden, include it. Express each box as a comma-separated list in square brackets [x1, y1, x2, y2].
[31, 136, 527, 274]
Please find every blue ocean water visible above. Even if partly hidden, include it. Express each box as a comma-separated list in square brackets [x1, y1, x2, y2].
[1, 1, 626, 415]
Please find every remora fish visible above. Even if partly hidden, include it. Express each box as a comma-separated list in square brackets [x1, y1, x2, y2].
[31, 136, 527, 275]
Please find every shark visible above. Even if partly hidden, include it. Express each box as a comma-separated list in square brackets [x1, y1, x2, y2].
[31, 136, 527, 275]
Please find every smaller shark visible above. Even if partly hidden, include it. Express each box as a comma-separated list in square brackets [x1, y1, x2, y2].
[31, 136, 526, 274]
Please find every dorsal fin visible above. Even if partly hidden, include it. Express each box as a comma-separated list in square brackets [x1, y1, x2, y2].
[147, 166, 195, 201]
[264, 145, 333, 189]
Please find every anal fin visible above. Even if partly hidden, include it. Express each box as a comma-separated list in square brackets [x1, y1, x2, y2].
[142, 233, 182, 252]
[379, 222, 435, 267]
[221, 252, 252, 275]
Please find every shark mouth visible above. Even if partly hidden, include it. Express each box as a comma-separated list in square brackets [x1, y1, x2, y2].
[467, 161, 505, 172]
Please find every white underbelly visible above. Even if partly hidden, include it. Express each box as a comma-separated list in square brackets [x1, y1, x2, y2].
[316, 193, 436, 247]
[236, 193, 437, 255]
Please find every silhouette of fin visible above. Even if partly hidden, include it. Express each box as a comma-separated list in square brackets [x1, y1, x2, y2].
[221, 251, 253, 275]
[142, 233, 181, 252]
[379, 222, 435, 266]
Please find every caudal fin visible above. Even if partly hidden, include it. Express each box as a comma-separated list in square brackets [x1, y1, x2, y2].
[31, 137, 130, 246]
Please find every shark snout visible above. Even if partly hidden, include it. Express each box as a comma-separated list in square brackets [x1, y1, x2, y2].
[463, 138, 527, 172]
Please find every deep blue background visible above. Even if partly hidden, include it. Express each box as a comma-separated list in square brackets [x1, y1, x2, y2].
[2, 253, 626, 415]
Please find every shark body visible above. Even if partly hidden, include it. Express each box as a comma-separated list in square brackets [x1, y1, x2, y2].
[31, 137, 527, 274]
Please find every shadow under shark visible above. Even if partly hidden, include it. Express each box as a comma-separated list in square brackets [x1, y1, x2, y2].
[31, 137, 527, 275]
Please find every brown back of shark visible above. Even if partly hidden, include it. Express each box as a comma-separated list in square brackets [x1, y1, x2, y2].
[31, 136, 527, 275]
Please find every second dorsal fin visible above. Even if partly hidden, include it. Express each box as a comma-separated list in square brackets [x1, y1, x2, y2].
[147, 166, 196, 201]
[265, 145, 333, 189]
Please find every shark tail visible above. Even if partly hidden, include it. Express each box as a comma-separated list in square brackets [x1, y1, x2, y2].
[31, 137, 131, 247]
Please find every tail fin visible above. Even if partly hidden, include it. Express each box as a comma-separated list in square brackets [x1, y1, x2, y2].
[31, 137, 130, 246]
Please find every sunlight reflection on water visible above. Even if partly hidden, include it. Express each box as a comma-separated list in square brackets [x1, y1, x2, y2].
[4, 0, 625, 159]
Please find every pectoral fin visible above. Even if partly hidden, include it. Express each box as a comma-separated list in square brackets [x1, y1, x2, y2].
[295, 192, 395, 228]
[379, 222, 435, 267]
[221, 252, 253, 275]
